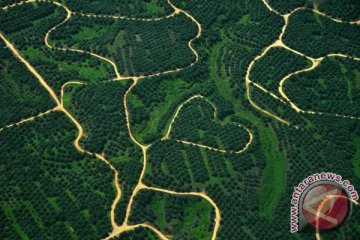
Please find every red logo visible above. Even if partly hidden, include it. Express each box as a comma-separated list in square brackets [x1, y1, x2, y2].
[302, 184, 350, 230]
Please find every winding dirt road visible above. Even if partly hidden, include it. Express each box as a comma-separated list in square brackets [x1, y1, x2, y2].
[0, 31, 122, 231]
[1, 0, 224, 239]
[43, 1, 123, 80]
[40, 0, 202, 81]
[245, 0, 360, 125]
[163, 95, 254, 154]
[3, 0, 360, 239]
[60, 81, 84, 106]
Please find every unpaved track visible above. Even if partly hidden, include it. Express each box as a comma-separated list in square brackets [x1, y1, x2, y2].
[0, 1, 255, 239]
[144, 185, 221, 240]
[3, 0, 358, 239]
[0, 107, 60, 133]
[102, 2, 222, 238]
[278, 58, 322, 113]
[106, 77, 224, 240]
[163, 95, 209, 140]
[41, 0, 202, 81]
[163, 95, 254, 154]
[79, 10, 177, 22]
[0, 32, 61, 106]
[245, 41, 291, 125]
[60, 81, 84, 106]
[43, 1, 122, 79]
[245, 0, 360, 125]
[278, 54, 360, 116]
[0, 31, 122, 231]
[6, 0, 218, 238]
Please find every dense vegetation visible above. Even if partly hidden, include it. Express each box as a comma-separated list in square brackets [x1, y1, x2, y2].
[284, 57, 360, 116]
[51, 13, 197, 76]
[129, 189, 214, 239]
[314, 0, 360, 22]
[0, 112, 114, 239]
[170, 97, 251, 152]
[0, 43, 54, 128]
[250, 85, 306, 126]
[115, 227, 157, 240]
[268, 0, 305, 14]
[0, 0, 17, 8]
[0, 2, 114, 96]
[224, 0, 284, 48]
[64, 81, 143, 224]
[250, 47, 310, 95]
[127, 74, 201, 143]
[283, 9, 360, 58]
[273, 114, 360, 240]
[127, 60, 224, 144]
[1, 0, 360, 239]
[143, 134, 269, 239]
[60, 0, 173, 17]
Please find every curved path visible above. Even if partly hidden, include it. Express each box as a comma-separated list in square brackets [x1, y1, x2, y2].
[106, 78, 223, 239]
[263, 0, 360, 25]
[3, 0, 358, 239]
[0, 31, 122, 231]
[163, 95, 215, 140]
[245, 41, 291, 125]
[144, 185, 221, 240]
[2, 0, 220, 239]
[315, 195, 358, 240]
[60, 81, 84, 106]
[163, 95, 254, 154]
[43, 1, 123, 80]
[41, 0, 202, 81]
[245, 0, 360, 125]
[0, 106, 60, 133]
[258, 1, 360, 226]
[0, 1, 257, 239]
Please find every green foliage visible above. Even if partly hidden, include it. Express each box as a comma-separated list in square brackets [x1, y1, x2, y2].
[0, 2, 114, 96]
[268, 0, 305, 14]
[0, 0, 18, 8]
[314, 0, 360, 21]
[250, 85, 306, 126]
[143, 114, 272, 239]
[51, 13, 197, 76]
[129, 189, 213, 240]
[172, 0, 223, 27]
[0, 112, 114, 239]
[271, 115, 360, 239]
[128, 75, 198, 143]
[60, 0, 173, 17]
[116, 227, 158, 240]
[170, 97, 251, 152]
[224, 0, 284, 48]
[283, 10, 360, 58]
[222, 42, 258, 96]
[250, 47, 311, 95]
[0, 2, 57, 34]
[0, 44, 54, 128]
[2, 0, 360, 239]
[352, 135, 360, 177]
[65, 81, 143, 224]
[146, 141, 194, 191]
[284, 57, 360, 115]
[66, 81, 131, 155]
